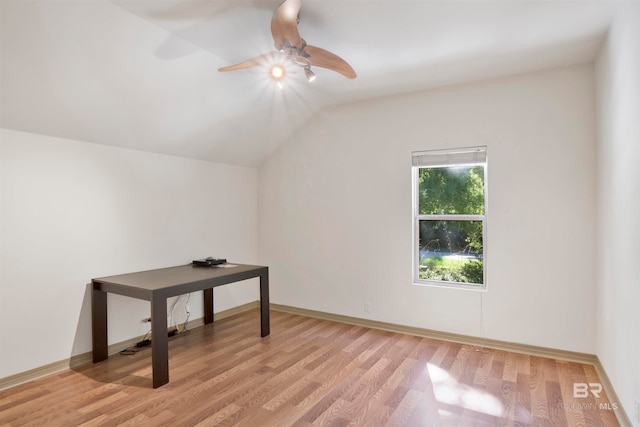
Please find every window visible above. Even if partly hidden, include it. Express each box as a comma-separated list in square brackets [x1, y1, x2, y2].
[412, 147, 487, 289]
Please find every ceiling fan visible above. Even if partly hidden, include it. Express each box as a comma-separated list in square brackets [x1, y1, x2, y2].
[218, 0, 356, 82]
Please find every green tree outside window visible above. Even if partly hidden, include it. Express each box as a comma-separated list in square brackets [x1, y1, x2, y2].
[417, 165, 485, 284]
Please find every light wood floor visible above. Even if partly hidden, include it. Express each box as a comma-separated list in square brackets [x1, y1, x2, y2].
[0, 309, 620, 426]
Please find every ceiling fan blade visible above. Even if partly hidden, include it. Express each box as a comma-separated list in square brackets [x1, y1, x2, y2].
[218, 52, 282, 72]
[305, 45, 357, 79]
[271, 0, 302, 49]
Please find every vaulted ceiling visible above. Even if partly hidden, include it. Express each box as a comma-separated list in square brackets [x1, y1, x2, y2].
[0, 0, 617, 166]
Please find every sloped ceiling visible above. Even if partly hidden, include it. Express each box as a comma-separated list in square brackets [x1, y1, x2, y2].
[0, 0, 616, 166]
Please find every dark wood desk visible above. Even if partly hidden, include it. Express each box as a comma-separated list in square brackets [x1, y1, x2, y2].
[91, 263, 269, 388]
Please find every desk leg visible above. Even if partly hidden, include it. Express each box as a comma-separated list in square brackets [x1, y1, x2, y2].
[91, 283, 108, 363]
[151, 296, 169, 388]
[204, 288, 214, 324]
[260, 271, 270, 337]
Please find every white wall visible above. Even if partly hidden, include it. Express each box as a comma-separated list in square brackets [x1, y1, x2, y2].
[259, 64, 598, 354]
[0, 129, 258, 378]
[595, 3, 640, 425]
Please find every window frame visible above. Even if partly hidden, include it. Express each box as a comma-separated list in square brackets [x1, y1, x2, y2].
[411, 147, 488, 290]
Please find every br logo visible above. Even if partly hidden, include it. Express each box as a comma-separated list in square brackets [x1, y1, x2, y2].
[573, 383, 602, 398]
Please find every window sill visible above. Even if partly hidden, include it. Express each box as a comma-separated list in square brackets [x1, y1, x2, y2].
[412, 279, 487, 292]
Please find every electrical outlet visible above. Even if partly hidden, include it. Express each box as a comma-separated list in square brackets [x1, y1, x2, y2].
[364, 301, 371, 313]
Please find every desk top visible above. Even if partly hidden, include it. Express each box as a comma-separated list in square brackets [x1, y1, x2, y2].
[92, 263, 267, 299]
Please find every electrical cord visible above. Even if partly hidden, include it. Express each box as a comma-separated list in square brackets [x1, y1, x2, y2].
[168, 293, 192, 332]
[476, 292, 490, 353]
[181, 293, 191, 333]
[120, 292, 192, 356]
[119, 330, 151, 355]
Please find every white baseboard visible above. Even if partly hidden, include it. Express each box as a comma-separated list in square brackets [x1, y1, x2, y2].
[270, 304, 597, 363]
[593, 356, 634, 427]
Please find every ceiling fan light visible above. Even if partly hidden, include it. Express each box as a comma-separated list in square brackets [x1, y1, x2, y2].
[305, 67, 316, 82]
[270, 65, 285, 80]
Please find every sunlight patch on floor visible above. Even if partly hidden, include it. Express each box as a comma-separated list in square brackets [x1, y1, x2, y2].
[428, 363, 504, 417]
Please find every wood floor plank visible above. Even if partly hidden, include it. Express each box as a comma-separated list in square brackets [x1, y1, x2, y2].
[530, 355, 549, 420]
[516, 372, 533, 425]
[546, 380, 569, 426]
[0, 309, 621, 427]
[473, 348, 496, 387]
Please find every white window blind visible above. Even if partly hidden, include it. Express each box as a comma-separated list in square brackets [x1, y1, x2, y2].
[412, 146, 487, 168]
